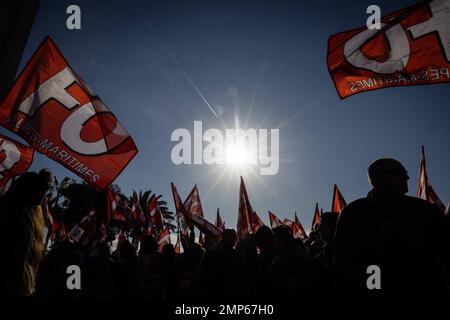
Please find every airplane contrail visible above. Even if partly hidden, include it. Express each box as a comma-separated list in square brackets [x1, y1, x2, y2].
[133, 4, 218, 118]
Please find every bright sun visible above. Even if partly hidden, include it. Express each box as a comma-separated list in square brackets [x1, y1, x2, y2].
[225, 142, 249, 166]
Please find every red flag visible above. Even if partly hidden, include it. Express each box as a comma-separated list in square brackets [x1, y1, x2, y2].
[417, 145, 446, 212]
[237, 176, 253, 241]
[175, 235, 182, 254]
[215, 208, 225, 230]
[0, 37, 138, 189]
[117, 225, 126, 250]
[291, 222, 307, 240]
[332, 184, 347, 213]
[171, 183, 223, 240]
[283, 218, 294, 227]
[250, 211, 265, 233]
[269, 211, 283, 229]
[147, 194, 164, 231]
[157, 228, 171, 252]
[107, 189, 130, 223]
[312, 203, 321, 230]
[294, 212, 308, 239]
[130, 191, 145, 226]
[328, 1, 450, 99]
[183, 185, 205, 240]
[0, 134, 34, 194]
[67, 210, 97, 245]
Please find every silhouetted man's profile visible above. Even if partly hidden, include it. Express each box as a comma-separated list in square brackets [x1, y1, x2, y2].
[333, 159, 450, 298]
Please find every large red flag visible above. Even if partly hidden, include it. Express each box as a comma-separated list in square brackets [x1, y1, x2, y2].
[0, 37, 138, 189]
[0, 134, 34, 194]
[183, 185, 205, 239]
[328, 0, 450, 99]
[311, 203, 321, 230]
[268, 211, 283, 229]
[417, 145, 446, 212]
[332, 184, 347, 213]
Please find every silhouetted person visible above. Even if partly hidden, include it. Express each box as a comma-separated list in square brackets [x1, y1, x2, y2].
[333, 158, 450, 298]
[255, 226, 275, 299]
[0, 170, 53, 298]
[196, 229, 237, 300]
[135, 235, 164, 299]
[271, 225, 313, 299]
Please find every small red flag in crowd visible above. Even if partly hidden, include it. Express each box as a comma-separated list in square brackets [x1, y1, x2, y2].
[157, 228, 171, 252]
[0, 37, 138, 189]
[417, 145, 446, 212]
[237, 176, 254, 241]
[67, 210, 97, 245]
[215, 208, 225, 230]
[107, 189, 130, 223]
[0, 134, 34, 194]
[269, 211, 283, 229]
[328, 0, 450, 99]
[312, 203, 321, 231]
[332, 184, 347, 213]
[250, 211, 265, 233]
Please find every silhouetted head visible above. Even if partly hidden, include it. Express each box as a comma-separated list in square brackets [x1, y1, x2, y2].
[139, 235, 158, 255]
[368, 158, 409, 196]
[119, 240, 136, 262]
[161, 243, 176, 262]
[4, 169, 53, 206]
[254, 225, 273, 252]
[221, 229, 237, 250]
[272, 225, 293, 250]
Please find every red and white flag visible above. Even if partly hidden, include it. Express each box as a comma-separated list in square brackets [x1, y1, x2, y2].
[183, 185, 205, 240]
[237, 176, 253, 241]
[295, 212, 308, 239]
[332, 184, 347, 213]
[0, 37, 138, 189]
[67, 210, 97, 245]
[291, 222, 307, 240]
[147, 194, 164, 232]
[131, 191, 145, 226]
[311, 203, 321, 230]
[107, 189, 130, 223]
[417, 145, 446, 212]
[250, 211, 265, 233]
[215, 208, 225, 230]
[328, 0, 450, 99]
[268, 211, 283, 229]
[171, 183, 223, 240]
[0, 134, 34, 194]
[157, 228, 171, 252]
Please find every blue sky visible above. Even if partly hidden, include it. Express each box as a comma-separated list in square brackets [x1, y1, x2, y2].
[5, 0, 449, 229]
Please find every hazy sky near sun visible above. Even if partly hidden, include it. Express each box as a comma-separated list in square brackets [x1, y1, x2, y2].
[5, 0, 449, 228]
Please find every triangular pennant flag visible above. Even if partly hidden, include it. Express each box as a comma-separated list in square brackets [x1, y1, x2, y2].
[269, 211, 283, 229]
[417, 145, 446, 212]
[332, 184, 347, 213]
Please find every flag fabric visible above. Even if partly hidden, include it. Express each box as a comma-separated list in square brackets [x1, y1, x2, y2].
[215, 208, 225, 230]
[171, 183, 223, 240]
[0, 37, 138, 189]
[157, 228, 171, 252]
[175, 235, 182, 254]
[283, 218, 294, 227]
[294, 212, 308, 239]
[250, 211, 265, 233]
[131, 191, 145, 226]
[332, 184, 347, 213]
[328, 0, 450, 99]
[237, 176, 253, 241]
[269, 211, 283, 229]
[417, 145, 446, 212]
[0, 134, 34, 194]
[147, 194, 164, 232]
[312, 203, 321, 230]
[67, 210, 97, 245]
[445, 202, 449, 216]
[107, 189, 130, 223]
[291, 222, 307, 240]
[183, 185, 205, 240]
[117, 226, 126, 250]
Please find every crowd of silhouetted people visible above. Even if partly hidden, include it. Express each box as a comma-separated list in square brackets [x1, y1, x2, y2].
[0, 158, 449, 300]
